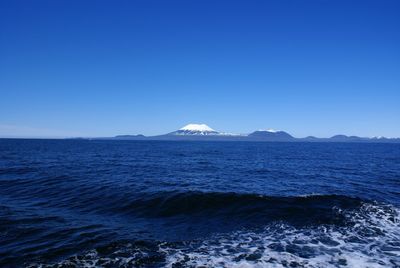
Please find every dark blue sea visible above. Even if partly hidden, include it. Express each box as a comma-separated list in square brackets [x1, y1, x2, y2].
[0, 139, 399, 267]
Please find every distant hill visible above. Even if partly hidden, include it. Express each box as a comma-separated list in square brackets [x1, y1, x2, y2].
[329, 135, 369, 142]
[114, 134, 146, 140]
[248, 130, 294, 141]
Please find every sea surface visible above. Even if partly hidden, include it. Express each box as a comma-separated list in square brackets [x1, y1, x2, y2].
[0, 139, 399, 267]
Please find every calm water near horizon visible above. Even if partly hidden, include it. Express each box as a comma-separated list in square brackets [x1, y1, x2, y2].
[0, 139, 399, 267]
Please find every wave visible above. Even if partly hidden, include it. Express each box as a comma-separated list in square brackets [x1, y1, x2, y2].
[118, 191, 364, 227]
[0, 177, 386, 230]
[30, 201, 400, 268]
[4, 191, 399, 267]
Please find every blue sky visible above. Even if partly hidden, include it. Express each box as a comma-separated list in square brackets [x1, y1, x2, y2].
[1, 0, 399, 138]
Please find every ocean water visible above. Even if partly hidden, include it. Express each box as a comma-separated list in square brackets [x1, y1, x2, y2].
[0, 139, 399, 267]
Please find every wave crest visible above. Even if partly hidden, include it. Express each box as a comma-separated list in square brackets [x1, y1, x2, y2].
[120, 192, 364, 227]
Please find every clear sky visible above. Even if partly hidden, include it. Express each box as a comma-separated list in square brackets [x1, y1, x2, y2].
[1, 0, 399, 138]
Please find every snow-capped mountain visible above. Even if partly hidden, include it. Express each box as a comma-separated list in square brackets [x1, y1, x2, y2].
[169, 124, 220, 136]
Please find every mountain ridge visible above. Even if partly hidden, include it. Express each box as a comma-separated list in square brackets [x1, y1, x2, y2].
[106, 124, 400, 143]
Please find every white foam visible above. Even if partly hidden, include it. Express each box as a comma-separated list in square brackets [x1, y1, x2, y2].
[33, 203, 400, 268]
[162, 203, 400, 268]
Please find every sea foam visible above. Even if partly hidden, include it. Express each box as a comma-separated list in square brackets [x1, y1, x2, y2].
[31, 202, 400, 268]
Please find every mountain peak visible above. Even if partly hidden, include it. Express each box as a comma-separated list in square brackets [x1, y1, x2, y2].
[179, 124, 216, 132]
[167, 123, 219, 136]
[258, 129, 279, 133]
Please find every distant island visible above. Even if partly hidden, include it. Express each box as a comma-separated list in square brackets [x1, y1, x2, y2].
[77, 124, 400, 143]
